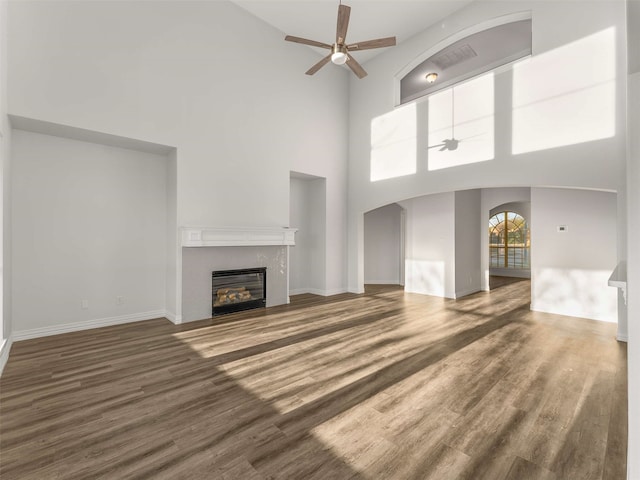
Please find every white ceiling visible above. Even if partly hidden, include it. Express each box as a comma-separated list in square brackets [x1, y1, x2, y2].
[231, 0, 476, 64]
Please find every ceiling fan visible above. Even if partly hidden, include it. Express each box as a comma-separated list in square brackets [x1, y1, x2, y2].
[284, 2, 396, 79]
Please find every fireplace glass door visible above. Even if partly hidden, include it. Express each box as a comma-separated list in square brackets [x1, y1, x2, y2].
[212, 267, 266, 315]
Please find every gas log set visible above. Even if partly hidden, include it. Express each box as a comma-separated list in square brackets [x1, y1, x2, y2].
[211, 267, 267, 316]
[214, 287, 253, 305]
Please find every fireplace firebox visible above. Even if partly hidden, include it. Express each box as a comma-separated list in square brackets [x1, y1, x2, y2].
[212, 267, 266, 316]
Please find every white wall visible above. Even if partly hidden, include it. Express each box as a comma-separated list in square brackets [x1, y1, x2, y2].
[489, 201, 530, 219]
[400, 193, 455, 298]
[530, 188, 617, 323]
[289, 177, 308, 294]
[0, 0, 11, 374]
[628, 70, 640, 480]
[7, 0, 350, 316]
[364, 203, 403, 285]
[11, 130, 169, 336]
[347, 1, 627, 292]
[289, 175, 326, 295]
[454, 189, 481, 297]
[165, 149, 179, 323]
[482, 188, 531, 212]
[626, 1, 640, 475]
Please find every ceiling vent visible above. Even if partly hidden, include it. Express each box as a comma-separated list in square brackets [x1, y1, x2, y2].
[431, 44, 478, 70]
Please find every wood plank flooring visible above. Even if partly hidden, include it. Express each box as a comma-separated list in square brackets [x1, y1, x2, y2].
[0, 280, 627, 479]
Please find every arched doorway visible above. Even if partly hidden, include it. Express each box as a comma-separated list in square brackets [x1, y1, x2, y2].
[363, 203, 405, 288]
[488, 210, 530, 289]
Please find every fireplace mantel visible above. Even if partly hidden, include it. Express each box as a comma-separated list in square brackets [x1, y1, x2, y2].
[181, 226, 297, 247]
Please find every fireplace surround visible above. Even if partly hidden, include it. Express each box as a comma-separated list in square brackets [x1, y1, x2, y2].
[180, 226, 296, 323]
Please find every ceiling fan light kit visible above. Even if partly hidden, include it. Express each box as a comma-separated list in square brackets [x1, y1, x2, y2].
[331, 44, 348, 65]
[284, 3, 396, 79]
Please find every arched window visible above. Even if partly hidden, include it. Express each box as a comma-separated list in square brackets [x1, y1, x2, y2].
[489, 212, 530, 269]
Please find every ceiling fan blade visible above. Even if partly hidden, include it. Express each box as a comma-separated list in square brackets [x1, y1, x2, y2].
[285, 35, 331, 49]
[347, 36, 396, 51]
[336, 4, 351, 44]
[346, 54, 367, 79]
[428, 143, 446, 150]
[305, 54, 332, 76]
[439, 145, 448, 151]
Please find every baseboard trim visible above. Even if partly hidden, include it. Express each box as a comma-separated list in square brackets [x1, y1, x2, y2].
[307, 288, 348, 297]
[13, 310, 168, 341]
[530, 305, 617, 324]
[290, 288, 348, 297]
[323, 288, 349, 296]
[289, 288, 309, 296]
[405, 289, 453, 299]
[455, 288, 482, 299]
[164, 311, 182, 325]
[0, 336, 13, 376]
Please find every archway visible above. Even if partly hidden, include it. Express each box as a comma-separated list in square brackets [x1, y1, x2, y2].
[488, 204, 531, 290]
[363, 203, 405, 288]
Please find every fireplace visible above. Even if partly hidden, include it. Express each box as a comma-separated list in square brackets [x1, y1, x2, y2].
[212, 267, 266, 316]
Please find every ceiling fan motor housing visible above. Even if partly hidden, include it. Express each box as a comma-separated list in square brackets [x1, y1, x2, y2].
[332, 44, 347, 54]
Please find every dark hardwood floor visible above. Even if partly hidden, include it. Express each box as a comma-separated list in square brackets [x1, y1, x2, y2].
[0, 280, 627, 479]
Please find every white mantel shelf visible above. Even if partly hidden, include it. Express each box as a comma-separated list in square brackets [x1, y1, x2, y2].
[181, 226, 297, 247]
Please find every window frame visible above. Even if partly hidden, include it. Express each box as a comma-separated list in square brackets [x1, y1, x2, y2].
[489, 211, 530, 269]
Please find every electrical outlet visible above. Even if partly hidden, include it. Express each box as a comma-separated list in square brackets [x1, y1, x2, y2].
[81, 299, 89, 309]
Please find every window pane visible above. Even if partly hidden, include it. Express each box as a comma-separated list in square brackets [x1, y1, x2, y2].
[488, 211, 530, 270]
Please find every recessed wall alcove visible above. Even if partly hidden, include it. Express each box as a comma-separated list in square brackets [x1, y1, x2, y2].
[9, 115, 178, 338]
[289, 171, 327, 296]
